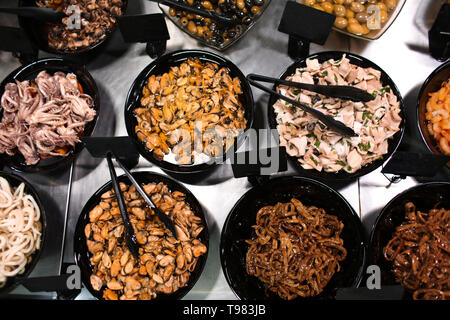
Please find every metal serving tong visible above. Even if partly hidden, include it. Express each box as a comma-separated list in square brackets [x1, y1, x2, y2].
[105, 152, 178, 259]
[149, 0, 240, 26]
[0, 7, 66, 23]
[247, 73, 376, 137]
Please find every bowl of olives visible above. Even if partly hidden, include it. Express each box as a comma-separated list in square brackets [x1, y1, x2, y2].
[300, 0, 406, 40]
[159, 0, 272, 50]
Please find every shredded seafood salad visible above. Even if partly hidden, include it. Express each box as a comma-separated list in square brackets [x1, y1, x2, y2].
[273, 55, 402, 173]
[0, 71, 96, 165]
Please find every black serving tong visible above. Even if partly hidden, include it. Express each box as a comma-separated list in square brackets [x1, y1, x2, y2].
[81, 137, 178, 252]
[247, 73, 359, 137]
[0, 6, 66, 23]
[105, 152, 140, 259]
[150, 0, 240, 26]
[249, 73, 375, 102]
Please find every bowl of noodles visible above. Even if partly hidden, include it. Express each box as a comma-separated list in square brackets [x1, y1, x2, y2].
[0, 171, 46, 296]
[368, 182, 450, 300]
[220, 176, 366, 300]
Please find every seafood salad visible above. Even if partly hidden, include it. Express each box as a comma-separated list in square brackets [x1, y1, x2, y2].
[135, 58, 246, 165]
[86, 181, 207, 300]
[0, 71, 96, 165]
[273, 55, 402, 173]
[37, 0, 124, 52]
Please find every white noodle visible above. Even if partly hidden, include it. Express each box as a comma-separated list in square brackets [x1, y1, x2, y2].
[0, 177, 41, 288]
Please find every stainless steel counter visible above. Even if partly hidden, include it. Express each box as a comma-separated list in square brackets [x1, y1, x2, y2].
[0, 0, 448, 300]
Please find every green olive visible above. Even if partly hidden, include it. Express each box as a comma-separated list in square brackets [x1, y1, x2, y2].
[334, 16, 348, 29]
[355, 11, 368, 23]
[334, 4, 346, 16]
[350, 2, 365, 13]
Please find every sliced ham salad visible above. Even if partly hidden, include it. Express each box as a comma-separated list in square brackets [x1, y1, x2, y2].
[273, 54, 402, 173]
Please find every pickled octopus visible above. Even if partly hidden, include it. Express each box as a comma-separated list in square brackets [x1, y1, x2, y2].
[384, 202, 450, 300]
[86, 181, 207, 300]
[0, 71, 96, 165]
[134, 58, 246, 165]
[273, 54, 402, 173]
[245, 198, 347, 300]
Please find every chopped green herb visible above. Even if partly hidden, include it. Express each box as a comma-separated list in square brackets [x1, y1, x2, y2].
[336, 160, 346, 166]
[347, 165, 352, 171]
[285, 101, 291, 106]
[306, 133, 317, 139]
[322, 71, 328, 77]
[339, 139, 345, 145]
[289, 145, 294, 150]
[310, 156, 318, 166]
[293, 89, 301, 95]
[358, 141, 371, 151]
[362, 111, 372, 120]
[371, 91, 378, 98]
[334, 74, 338, 83]
[314, 139, 321, 147]
[380, 86, 391, 94]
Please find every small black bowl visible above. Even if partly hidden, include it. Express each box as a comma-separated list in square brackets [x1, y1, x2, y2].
[268, 51, 405, 181]
[0, 57, 100, 172]
[124, 49, 254, 174]
[18, 0, 128, 57]
[220, 176, 366, 300]
[73, 171, 209, 300]
[0, 171, 47, 296]
[417, 60, 450, 156]
[368, 182, 450, 300]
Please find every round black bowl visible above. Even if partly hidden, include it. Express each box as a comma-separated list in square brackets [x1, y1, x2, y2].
[0, 57, 100, 172]
[124, 49, 254, 174]
[73, 171, 209, 300]
[268, 51, 405, 181]
[18, 0, 128, 57]
[0, 171, 46, 296]
[368, 182, 450, 300]
[220, 176, 366, 300]
[417, 60, 450, 156]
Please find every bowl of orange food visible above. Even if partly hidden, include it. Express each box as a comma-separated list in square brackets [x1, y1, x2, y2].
[417, 60, 450, 156]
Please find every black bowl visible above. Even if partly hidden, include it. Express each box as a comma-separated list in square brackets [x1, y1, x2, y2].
[0, 171, 47, 296]
[368, 182, 450, 300]
[417, 60, 450, 156]
[0, 57, 100, 172]
[18, 0, 128, 57]
[73, 171, 209, 300]
[124, 49, 254, 174]
[268, 51, 405, 181]
[220, 176, 366, 300]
